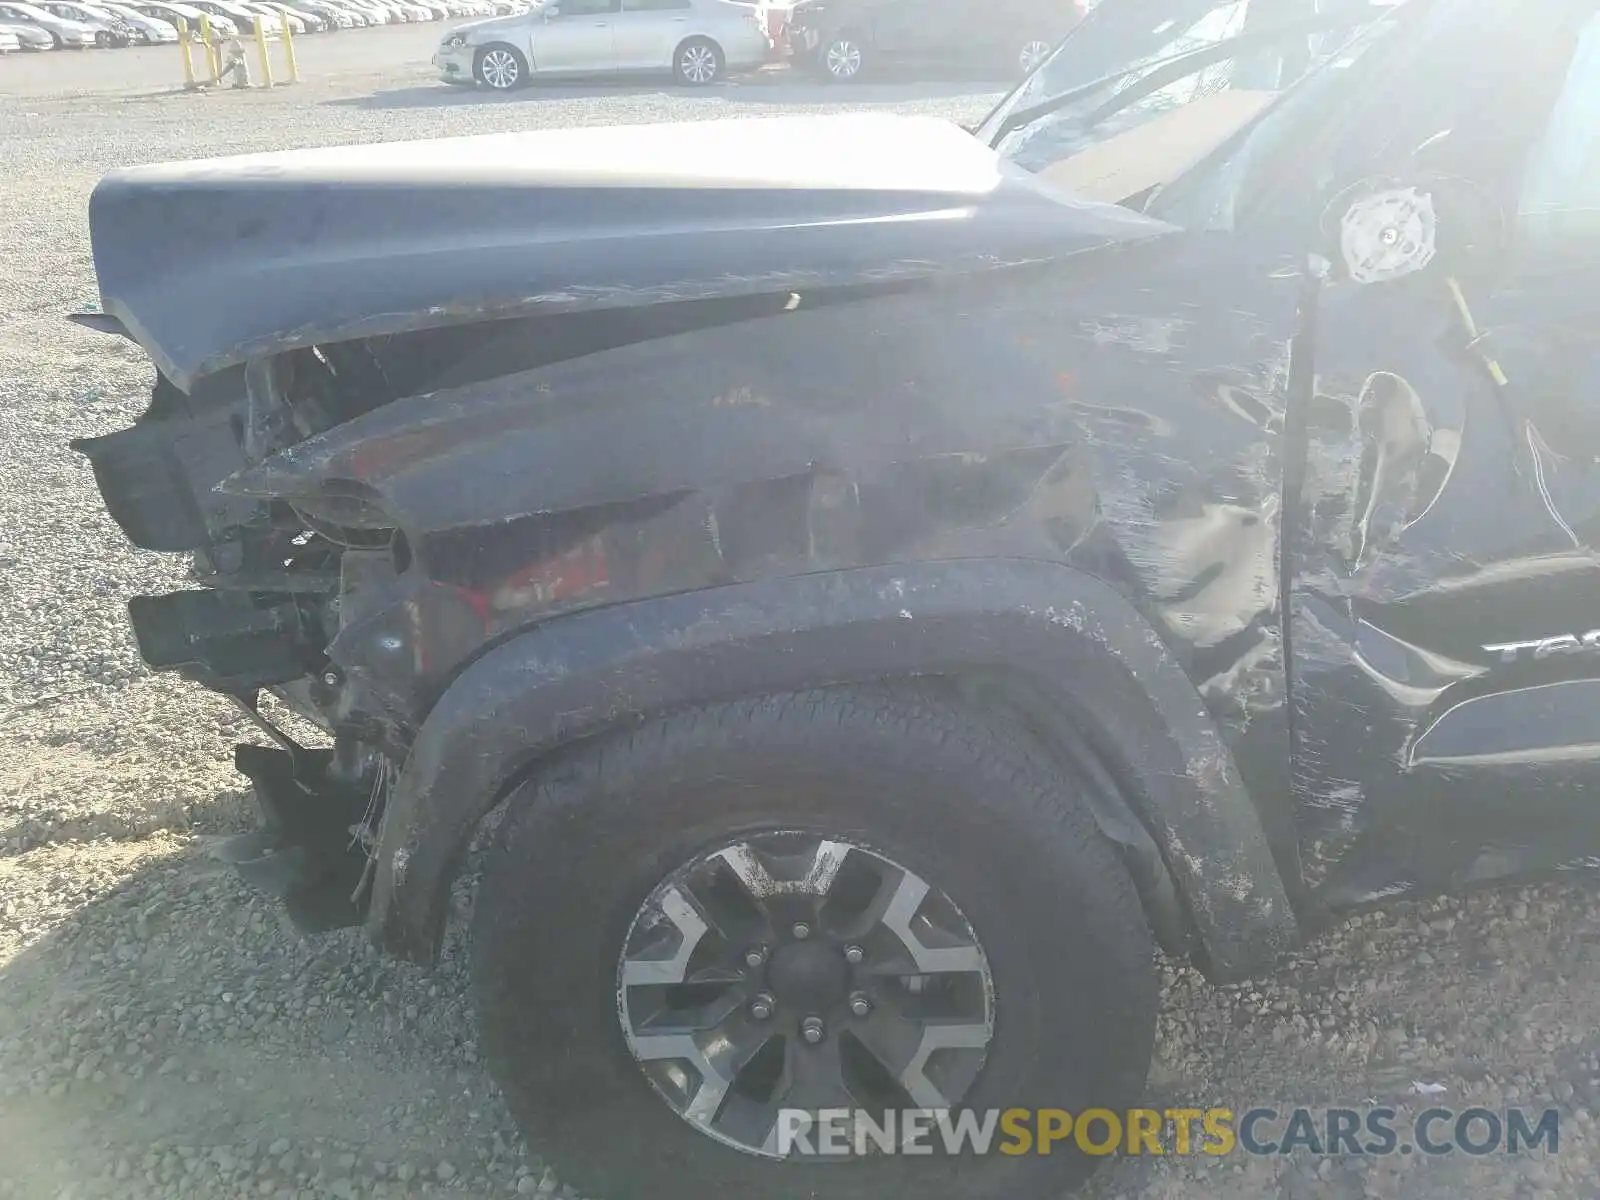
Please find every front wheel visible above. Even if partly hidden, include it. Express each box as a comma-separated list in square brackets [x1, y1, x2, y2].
[474, 41, 527, 89]
[473, 685, 1157, 1200]
[673, 35, 722, 85]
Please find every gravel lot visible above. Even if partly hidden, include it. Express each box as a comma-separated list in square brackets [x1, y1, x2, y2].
[2, 26, 1597, 1200]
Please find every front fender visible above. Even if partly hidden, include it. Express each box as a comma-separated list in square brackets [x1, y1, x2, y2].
[367, 558, 1299, 980]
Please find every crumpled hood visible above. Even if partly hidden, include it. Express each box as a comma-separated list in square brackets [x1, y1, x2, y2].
[87, 112, 1175, 391]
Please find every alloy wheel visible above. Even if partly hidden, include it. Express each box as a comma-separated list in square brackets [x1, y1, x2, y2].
[823, 37, 861, 80]
[616, 831, 995, 1157]
[479, 46, 520, 89]
[678, 41, 718, 84]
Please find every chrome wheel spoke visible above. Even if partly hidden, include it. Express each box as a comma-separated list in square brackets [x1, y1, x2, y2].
[715, 838, 851, 904]
[681, 44, 716, 82]
[481, 49, 516, 87]
[775, 1033, 855, 1112]
[825, 40, 859, 78]
[898, 1016, 993, 1109]
[619, 885, 709, 987]
[842, 1003, 925, 1080]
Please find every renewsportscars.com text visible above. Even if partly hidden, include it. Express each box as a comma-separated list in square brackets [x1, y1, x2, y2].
[775, 1107, 1561, 1158]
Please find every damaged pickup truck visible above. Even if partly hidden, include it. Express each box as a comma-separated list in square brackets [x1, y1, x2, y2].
[71, 0, 1600, 1195]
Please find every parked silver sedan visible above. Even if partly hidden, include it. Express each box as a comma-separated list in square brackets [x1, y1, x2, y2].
[0, 14, 55, 41]
[434, 0, 771, 90]
[92, 0, 182, 40]
[0, 0, 99, 43]
[40, 0, 140, 41]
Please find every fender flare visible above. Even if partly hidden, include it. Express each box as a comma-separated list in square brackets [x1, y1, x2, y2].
[366, 558, 1299, 980]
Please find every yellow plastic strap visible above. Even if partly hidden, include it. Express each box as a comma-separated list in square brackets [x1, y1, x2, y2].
[1447, 276, 1509, 386]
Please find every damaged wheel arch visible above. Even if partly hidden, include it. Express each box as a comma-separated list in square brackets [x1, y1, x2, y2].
[368, 558, 1300, 982]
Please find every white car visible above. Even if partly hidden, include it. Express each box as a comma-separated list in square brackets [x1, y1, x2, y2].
[434, 0, 770, 89]
[237, 0, 304, 30]
[327, 1, 371, 23]
[0, 0, 99, 43]
[277, 2, 327, 29]
[0, 14, 58, 41]
[187, 0, 273, 33]
[92, 0, 180, 38]
[40, 0, 142, 40]
[295, 0, 354, 25]
[326, 0, 382, 22]
[372, 0, 425, 19]
[128, 0, 235, 33]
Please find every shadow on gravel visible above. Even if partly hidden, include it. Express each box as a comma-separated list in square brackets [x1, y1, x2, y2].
[328, 73, 1009, 110]
[0, 836, 505, 1199]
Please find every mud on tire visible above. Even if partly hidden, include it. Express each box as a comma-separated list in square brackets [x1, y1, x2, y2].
[472, 684, 1158, 1200]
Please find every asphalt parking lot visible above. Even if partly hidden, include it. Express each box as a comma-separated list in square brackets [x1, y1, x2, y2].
[3, 22, 1600, 1200]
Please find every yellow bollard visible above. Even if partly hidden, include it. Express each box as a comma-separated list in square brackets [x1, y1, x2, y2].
[178, 18, 197, 88]
[278, 6, 298, 83]
[198, 12, 220, 83]
[254, 15, 273, 86]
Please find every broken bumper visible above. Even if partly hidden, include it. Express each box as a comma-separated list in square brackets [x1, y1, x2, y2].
[432, 46, 471, 80]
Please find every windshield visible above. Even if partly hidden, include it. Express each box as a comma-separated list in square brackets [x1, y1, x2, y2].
[977, 0, 1408, 208]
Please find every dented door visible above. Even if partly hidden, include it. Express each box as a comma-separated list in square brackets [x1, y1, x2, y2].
[1285, 5, 1600, 904]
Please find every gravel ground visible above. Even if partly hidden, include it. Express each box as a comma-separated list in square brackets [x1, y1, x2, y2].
[1, 27, 1596, 1200]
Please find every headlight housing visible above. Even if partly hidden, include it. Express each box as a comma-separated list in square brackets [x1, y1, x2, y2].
[442, 30, 465, 46]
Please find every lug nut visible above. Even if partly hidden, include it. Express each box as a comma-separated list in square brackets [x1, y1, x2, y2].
[750, 993, 774, 1021]
[849, 993, 871, 1018]
[321, 670, 341, 687]
[744, 946, 767, 968]
[800, 1016, 825, 1044]
[792, 922, 811, 940]
[843, 944, 864, 965]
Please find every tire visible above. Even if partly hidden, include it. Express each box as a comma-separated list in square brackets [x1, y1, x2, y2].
[817, 29, 864, 81]
[473, 684, 1157, 1200]
[673, 35, 722, 86]
[94, 29, 111, 46]
[474, 41, 527, 90]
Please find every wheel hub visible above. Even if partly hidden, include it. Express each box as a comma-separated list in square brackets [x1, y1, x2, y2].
[616, 831, 995, 1158]
[766, 939, 848, 1012]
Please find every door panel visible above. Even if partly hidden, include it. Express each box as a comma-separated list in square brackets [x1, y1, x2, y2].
[966, 0, 1030, 60]
[531, 0, 617, 72]
[907, 0, 972, 57]
[613, 0, 688, 70]
[863, 0, 923, 55]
